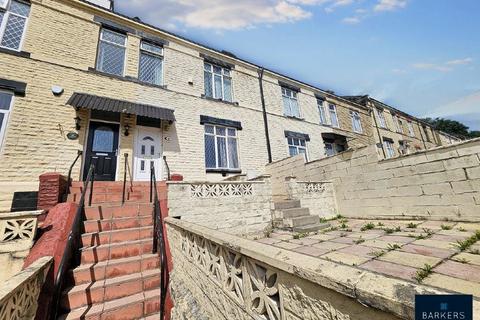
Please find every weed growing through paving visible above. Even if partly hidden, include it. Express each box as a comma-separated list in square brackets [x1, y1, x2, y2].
[293, 232, 309, 239]
[422, 228, 434, 236]
[415, 234, 428, 240]
[369, 250, 385, 258]
[384, 228, 395, 234]
[336, 214, 345, 219]
[354, 237, 365, 245]
[387, 243, 401, 251]
[458, 227, 467, 232]
[441, 224, 453, 230]
[361, 223, 376, 231]
[455, 231, 480, 251]
[377, 222, 385, 227]
[339, 222, 349, 229]
[407, 222, 418, 229]
[415, 264, 433, 283]
[319, 217, 328, 223]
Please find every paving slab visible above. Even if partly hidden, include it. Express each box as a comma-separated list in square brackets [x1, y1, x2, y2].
[362, 239, 399, 249]
[256, 237, 282, 245]
[451, 252, 480, 266]
[433, 260, 480, 283]
[360, 260, 417, 281]
[423, 273, 480, 297]
[330, 237, 357, 245]
[320, 251, 371, 266]
[455, 223, 480, 231]
[346, 232, 381, 240]
[293, 245, 330, 257]
[429, 234, 467, 242]
[312, 241, 349, 251]
[378, 250, 442, 269]
[306, 233, 337, 241]
[337, 245, 379, 258]
[270, 233, 293, 240]
[288, 238, 320, 246]
[411, 239, 458, 250]
[273, 241, 302, 250]
[377, 235, 415, 244]
[400, 244, 456, 259]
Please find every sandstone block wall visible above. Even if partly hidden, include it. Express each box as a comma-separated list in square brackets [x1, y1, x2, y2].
[286, 179, 337, 218]
[266, 138, 480, 221]
[167, 179, 273, 235]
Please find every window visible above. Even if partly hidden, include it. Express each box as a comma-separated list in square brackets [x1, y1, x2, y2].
[139, 41, 163, 85]
[282, 87, 300, 118]
[328, 104, 339, 127]
[0, 91, 13, 149]
[317, 98, 327, 124]
[0, 0, 30, 51]
[204, 125, 239, 170]
[407, 121, 415, 137]
[287, 137, 307, 160]
[204, 63, 232, 102]
[393, 115, 403, 133]
[375, 108, 387, 128]
[422, 125, 431, 142]
[96, 28, 126, 76]
[350, 111, 363, 133]
[398, 141, 408, 155]
[383, 139, 395, 159]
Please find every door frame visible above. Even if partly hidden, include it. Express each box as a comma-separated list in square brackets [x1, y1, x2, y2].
[133, 125, 163, 181]
[82, 118, 121, 181]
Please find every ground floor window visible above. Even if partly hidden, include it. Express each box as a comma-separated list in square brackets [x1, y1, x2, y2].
[383, 139, 395, 158]
[0, 90, 13, 149]
[324, 142, 346, 156]
[287, 137, 307, 160]
[204, 124, 239, 170]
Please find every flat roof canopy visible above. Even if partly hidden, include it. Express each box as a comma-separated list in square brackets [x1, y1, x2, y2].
[67, 92, 176, 122]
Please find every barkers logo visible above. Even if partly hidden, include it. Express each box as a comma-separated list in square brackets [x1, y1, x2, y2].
[415, 295, 472, 320]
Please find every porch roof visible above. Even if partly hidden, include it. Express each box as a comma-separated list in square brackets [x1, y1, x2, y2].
[67, 92, 176, 122]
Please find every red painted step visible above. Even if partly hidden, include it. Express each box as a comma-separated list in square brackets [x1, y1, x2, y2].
[83, 215, 153, 233]
[81, 226, 153, 247]
[80, 238, 153, 264]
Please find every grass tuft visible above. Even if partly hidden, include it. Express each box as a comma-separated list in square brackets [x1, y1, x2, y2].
[407, 222, 418, 229]
[293, 232, 309, 239]
[414, 264, 433, 283]
[369, 250, 385, 258]
[354, 237, 365, 245]
[441, 224, 453, 230]
[387, 243, 401, 251]
[455, 230, 480, 251]
[361, 222, 376, 231]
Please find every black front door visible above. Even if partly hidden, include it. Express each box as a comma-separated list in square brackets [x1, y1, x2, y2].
[84, 121, 120, 181]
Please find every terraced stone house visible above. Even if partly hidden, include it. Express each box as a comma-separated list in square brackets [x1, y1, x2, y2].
[0, 0, 456, 210]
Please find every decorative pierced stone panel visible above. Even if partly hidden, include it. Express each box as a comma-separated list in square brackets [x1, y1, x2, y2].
[190, 183, 254, 198]
[303, 183, 326, 193]
[179, 230, 283, 320]
[0, 218, 36, 242]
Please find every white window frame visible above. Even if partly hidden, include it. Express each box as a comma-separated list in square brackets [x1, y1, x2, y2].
[393, 115, 403, 133]
[422, 125, 431, 142]
[384, 140, 395, 159]
[287, 136, 307, 160]
[328, 104, 339, 128]
[282, 87, 300, 118]
[407, 121, 415, 137]
[317, 98, 327, 124]
[350, 110, 363, 133]
[375, 108, 387, 128]
[138, 40, 164, 86]
[96, 28, 127, 76]
[0, 0, 30, 52]
[204, 62, 233, 102]
[204, 124, 239, 170]
[0, 90, 14, 151]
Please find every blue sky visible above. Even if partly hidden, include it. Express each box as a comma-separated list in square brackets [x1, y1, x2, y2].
[116, 0, 480, 130]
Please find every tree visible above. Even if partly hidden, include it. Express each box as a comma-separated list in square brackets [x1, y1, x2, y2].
[422, 117, 478, 139]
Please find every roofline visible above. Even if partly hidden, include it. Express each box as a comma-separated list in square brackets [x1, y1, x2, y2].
[70, 0, 369, 111]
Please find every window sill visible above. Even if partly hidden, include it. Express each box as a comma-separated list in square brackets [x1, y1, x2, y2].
[201, 95, 239, 106]
[284, 115, 305, 121]
[206, 168, 242, 175]
[87, 68, 168, 90]
[0, 47, 30, 58]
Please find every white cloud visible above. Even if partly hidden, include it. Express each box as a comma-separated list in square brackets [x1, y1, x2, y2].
[115, 0, 313, 30]
[374, 0, 407, 12]
[412, 58, 473, 72]
[342, 16, 361, 24]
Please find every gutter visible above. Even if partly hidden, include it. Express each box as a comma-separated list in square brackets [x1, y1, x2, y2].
[258, 68, 272, 163]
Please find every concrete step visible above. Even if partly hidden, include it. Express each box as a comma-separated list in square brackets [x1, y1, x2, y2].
[273, 200, 301, 210]
[294, 222, 331, 233]
[71, 254, 160, 285]
[84, 203, 153, 220]
[83, 215, 153, 233]
[61, 269, 160, 310]
[81, 226, 153, 247]
[58, 288, 161, 320]
[279, 207, 310, 219]
[80, 238, 153, 264]
[285, 215, 319, 228]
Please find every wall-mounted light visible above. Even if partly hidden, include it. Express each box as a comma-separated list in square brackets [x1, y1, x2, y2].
[52, 85, 64, 96]
[124, 123, 130, 136]
[74, 116, 81, 130]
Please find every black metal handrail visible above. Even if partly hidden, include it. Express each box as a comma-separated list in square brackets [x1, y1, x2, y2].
[122, 153, 134, 205]
[63, 150, 83, 201]
[150, 162, 169, 320]
[50, 164, 95, 320]
[163, 155, 171, 181]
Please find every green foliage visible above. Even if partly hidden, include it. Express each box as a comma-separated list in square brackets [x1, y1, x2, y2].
[361, 223, 376, 231]
[422, 117, 477, 139]
[441, 224, 453, 230]
[377, 222, 385, 227]
[415, 264, 433, 283]
[407, 222, 418, 229]
[369, 250, 385, 258]
[354, 237, 365, 245]
[387, 243, 401, 251]
[293, 232, 309, 239]
[455, 231, 480, 251]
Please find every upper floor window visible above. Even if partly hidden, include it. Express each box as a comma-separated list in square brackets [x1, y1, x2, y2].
[393, 115, 403, 133]
[0, 0, 30, 51]
[422, 125, 431, 142]
[350, 111, 363, 133]
[375, 108, 387, 128]
[282, 87, 300, 118]
[204, 124, 239, 170]
[96, 28, 126, 76]
[328, 104, 339, 127]
[139, 41, 163, 85]
[0, 90, 13, 149]
[383, 139, 395, 159]
[317, 98, 327, 124]
[407, 121, 415, 137]
[204, 63, 232, 102]
[287, 137, 307, 160]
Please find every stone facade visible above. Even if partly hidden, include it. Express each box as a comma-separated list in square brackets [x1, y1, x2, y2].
[266, 138, 480, 221]
[167, 178, 273, 236]
[0, 0, 374, 210]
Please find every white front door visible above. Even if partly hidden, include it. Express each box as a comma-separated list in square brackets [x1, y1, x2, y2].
[134, 127, 162, 181]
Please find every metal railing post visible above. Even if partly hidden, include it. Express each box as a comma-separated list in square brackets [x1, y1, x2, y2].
[122, 153, 128, 205]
